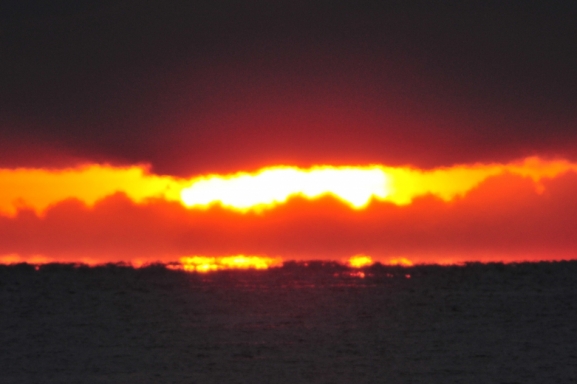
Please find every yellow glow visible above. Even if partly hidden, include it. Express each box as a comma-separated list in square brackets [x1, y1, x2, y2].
[176, 255, 283, 272]
[181, 165, 390, 211]
[379, 157, 573, 205]
[348, 255, 374, 268]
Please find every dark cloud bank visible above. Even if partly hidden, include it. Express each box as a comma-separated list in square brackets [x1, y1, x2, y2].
[2, 1, 577, 175]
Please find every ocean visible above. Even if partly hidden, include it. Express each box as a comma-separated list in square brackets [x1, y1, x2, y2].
[1, 261, 576, 383]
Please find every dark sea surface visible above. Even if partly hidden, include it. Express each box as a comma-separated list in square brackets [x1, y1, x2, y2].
[1, 261, 577, 383]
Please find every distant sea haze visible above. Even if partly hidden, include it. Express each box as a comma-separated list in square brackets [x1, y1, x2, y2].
[1, 261, 576, 383]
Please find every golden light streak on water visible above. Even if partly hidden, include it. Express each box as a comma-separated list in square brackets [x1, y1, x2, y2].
[348, 255, 374, 268]
[0, 254, 103, 266]
[175, 255, 283, 272]
[388, 258, 414, 266]
[0, 254, 50, 265]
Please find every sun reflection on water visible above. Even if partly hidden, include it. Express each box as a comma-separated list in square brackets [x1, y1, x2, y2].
[170, 255, 283, 272]
[348, 255, 374, 268]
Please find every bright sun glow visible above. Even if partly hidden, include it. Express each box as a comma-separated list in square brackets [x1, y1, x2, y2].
[180, 165, 390, 211]
[180, 157, 577, 212]
[348, 255, 374, 268]
[174, 255, 283, 272]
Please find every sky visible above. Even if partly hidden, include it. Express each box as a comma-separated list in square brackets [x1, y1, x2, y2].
[1, 1, 577, 266]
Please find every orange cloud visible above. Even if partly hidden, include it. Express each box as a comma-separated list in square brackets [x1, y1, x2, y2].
[0, 164, 186, 216]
